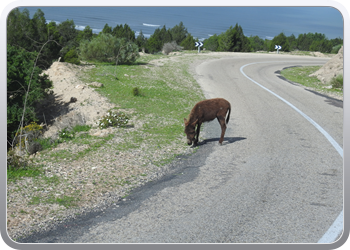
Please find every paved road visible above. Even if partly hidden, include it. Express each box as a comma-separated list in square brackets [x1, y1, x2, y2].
[21, 53, 343, 243]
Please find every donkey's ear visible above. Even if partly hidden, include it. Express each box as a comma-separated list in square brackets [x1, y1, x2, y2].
[191, 119, 198, 126]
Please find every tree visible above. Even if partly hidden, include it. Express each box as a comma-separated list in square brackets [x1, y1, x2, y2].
[309, 39, 333, 53]
[180, 34, 196, 50]
[249, 35, 264, 51]
[270, 32, 290, 52]
[146, 25, 172, 53]
[263, 39, 272, 51]
[101, 23, 113, 34]
[57, 19, 79, 57]
[7, 8, 32, 50]
[7, 45, 52, 146]
[217, 26, 235, 51]
[169, 21, 188, 45]
[7, 8, 59, 69]
[204, 34, 219, 51]
[79, 33, 139, 64]
[296, 33, 316, 51]
[31, 9, 47, 46]
[136, 30, 147, 52]
[76, 25, 94, 43]
[112, 24, 136, 42]
[287, 34, 297, 51]
[40, 21, 65, 67]
[217, 24, 250, 52]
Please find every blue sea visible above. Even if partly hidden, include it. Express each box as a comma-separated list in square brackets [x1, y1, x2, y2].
[18, 6, 343, 40]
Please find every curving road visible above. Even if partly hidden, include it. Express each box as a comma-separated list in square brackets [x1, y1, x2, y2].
[22, 53, 343, 243]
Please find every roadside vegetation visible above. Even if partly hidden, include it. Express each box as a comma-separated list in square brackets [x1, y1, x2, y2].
[280, 66, 343, 97]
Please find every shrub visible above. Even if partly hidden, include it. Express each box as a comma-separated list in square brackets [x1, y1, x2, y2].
[162, 41, 183, 55]
[79, 33, 139, 64]
[58, 125, 92, 140]
[15, 122, 43, 154]
[63, 48, 80, 65]
[331, 74, 343, 89]
[7, 149, 32, 170]
[132, 87, 142, 96]
[58, 127, 76, 140]
[97, 110, 129, 129]
[331, 44, 343, 54]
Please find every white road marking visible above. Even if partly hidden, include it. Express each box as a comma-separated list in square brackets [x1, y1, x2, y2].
[240, 62, 343, 243]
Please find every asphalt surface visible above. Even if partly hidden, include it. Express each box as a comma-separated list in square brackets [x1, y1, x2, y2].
[19, 53, 343, 243]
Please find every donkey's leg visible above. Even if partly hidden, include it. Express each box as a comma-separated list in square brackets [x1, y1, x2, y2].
[217, 116, 227, 145]
[194, 122, 201, 145]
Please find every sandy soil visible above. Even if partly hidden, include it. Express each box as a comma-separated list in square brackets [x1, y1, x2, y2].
[310, 46, 344, 84]
[36, 62, 118, 139]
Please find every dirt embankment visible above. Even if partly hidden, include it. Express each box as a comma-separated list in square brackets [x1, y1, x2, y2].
[309, 46, 343, 84]
[37, 62, 117, 139]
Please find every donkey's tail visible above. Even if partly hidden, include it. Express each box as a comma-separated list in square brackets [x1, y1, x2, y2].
[226, 104, 231, 124]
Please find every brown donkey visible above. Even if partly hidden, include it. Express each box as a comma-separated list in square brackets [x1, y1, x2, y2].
[184, 98, 231, 146]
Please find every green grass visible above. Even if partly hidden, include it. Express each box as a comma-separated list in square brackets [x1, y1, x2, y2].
[81, 55, 203, 152]
[7, 165, 43, 182]
[280, 66, 343, 96]
[330, 74, 343, 89]
[29, 194, 79, 208]
[280, 66, 322, 88]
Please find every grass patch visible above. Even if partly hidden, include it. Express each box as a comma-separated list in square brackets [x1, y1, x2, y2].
[7, 164, 43, 182]
[45, 133, 115, 162]
[29, 194, 79, 208]
[330, 74, 343, 89]
[35, 124, 92, 151]
[82, 55, 204, 152]
[280, 66, 322, 88]
[280, 66, 343, 96]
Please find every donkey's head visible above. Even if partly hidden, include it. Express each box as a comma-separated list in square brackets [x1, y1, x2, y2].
[184, 118, 198, 145]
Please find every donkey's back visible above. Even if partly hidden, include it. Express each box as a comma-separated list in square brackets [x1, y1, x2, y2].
[191, 98, 231, 124]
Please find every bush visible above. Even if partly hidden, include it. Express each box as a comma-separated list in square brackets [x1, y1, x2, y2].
[331, 44, 343, 54]
[97, 110, 129, 129]
[162, 41, 183, 55]
[63, 48, 80, 65]
[58, 127, 76, 140]
[331, 74, 343, 89]
[58, 125, 91, 140]
[15, 122, 43, 155]
[132, 87, 141, 96]
[7, 149, 32, 170]
[79, 33, 139, 64]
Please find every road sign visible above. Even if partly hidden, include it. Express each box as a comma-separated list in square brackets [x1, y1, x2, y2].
[195, 42, 204, 53]
[275, 45, 282, 53]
